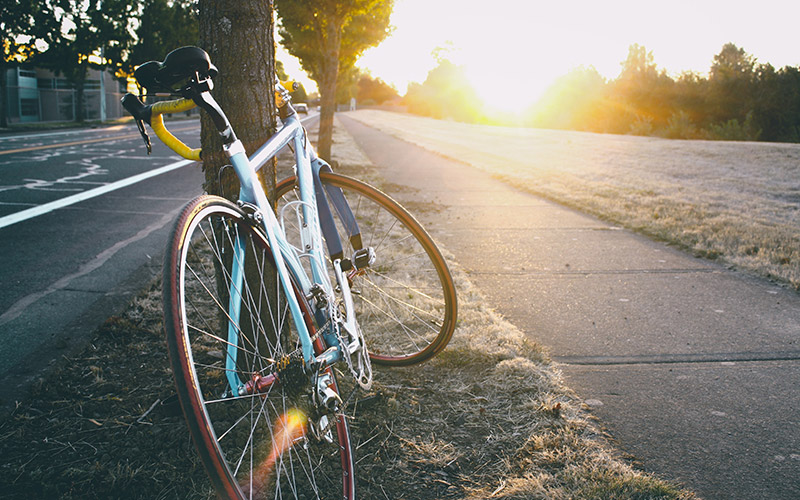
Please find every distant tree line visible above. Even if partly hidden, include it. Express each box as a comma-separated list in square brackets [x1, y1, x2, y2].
[330, 68, 399, 107]
[530, 43, 800, 142]
[403, 43, 800, 143]
[404, 58, 484, 122]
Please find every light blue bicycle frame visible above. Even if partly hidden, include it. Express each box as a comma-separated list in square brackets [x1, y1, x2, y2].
[220, 113, 341, 395]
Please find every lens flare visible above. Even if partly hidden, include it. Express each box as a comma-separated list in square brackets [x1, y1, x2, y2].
[240, 408, 308, 496]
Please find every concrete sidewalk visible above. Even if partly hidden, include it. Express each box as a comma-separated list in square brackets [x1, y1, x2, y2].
[339, 114, 800, 500]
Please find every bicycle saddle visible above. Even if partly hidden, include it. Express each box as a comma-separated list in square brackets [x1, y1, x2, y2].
[134, 46, 218, 92]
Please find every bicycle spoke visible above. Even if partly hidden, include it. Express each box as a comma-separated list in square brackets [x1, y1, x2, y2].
[164, 196, 354, 499]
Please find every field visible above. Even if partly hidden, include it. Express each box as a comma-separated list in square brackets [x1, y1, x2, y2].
[346, 110, 800, 289]
[0, 120, 695, 499]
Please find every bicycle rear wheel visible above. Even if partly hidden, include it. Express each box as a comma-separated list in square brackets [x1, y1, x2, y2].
[162, 195, 355, 500]
[276, 172, 457, 366]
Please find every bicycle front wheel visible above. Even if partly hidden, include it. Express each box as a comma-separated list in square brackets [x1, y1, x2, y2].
[162, 195, 355, 500]
[276, 172, 457, 366]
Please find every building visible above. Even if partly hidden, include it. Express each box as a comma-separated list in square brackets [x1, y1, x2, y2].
[4, 66, 133, 124]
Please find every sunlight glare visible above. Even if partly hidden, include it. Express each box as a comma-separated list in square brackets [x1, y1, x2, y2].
[241, 408, 307, 495]
[352, 0, 800, 114]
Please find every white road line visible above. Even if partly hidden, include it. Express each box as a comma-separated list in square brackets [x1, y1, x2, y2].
[0, 159, 194, 230]
[0, 112, 318, 230]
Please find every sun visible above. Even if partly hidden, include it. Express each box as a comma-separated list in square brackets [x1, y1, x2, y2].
[464, 64, 553, 115]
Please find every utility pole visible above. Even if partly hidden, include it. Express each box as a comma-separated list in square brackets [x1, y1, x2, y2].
[99, 46, 106, 121]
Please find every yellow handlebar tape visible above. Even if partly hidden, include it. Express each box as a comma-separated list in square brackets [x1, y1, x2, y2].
[275, 80, 298, 108]
[150, 99, 201, 161]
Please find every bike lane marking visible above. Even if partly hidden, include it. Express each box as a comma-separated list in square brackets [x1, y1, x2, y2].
[0, 114, 317, 229]
[0, 209, 177, 327]
[0, 158, 194, 229]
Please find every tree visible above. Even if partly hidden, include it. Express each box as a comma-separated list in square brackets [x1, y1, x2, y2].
[335, 64, 361, 105]
[356, 73, 398, 105]
[197, 0, 276, 199]
[527, 66, 607, 131]
[711, 43, 755, 80]
[0, 0, 55, 126]
[403, 58, 485, 123]
[127, 0, 198, 71]
[35, 0, 137, 122]
[1, 0, 37, 62]
[618, 43, 658, 80]
[275, 0, 393, 161]
[751, 64, 800, 142]
[612, 44, 674, 130]
[708, 43, 756, 123]
[196, 1, 280, 389]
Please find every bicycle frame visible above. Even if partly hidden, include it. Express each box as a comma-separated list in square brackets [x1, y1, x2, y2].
[122, 68, 371, 395]
[221, 112, 355, 395]
[127, 46, 455, 500]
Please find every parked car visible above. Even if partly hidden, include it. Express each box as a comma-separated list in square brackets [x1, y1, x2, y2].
[295, 103, 308, 114]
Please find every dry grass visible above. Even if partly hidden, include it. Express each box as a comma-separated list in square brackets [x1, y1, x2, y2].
[0, 119, 694, 499]
[345, 110, 800, 289]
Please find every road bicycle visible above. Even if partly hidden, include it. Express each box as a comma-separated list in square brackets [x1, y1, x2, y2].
[122, 46, 457, 499]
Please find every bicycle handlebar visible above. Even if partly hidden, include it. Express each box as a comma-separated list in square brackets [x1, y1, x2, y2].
[122, 93, 201, 161]
[122, 45, 301, 161]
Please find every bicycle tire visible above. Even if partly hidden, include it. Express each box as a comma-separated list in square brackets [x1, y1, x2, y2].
[162, 195, 356, 500]
[275, 172, 457, 366]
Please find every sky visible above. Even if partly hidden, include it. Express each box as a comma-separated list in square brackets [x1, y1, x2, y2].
[278, 0, 800, 113]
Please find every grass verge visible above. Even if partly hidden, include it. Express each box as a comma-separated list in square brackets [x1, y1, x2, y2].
[344, 110, 800, 290]
[0, 120, 694, 499]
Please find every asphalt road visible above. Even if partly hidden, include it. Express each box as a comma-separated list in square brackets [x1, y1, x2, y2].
[338, 114, 800, 500]
[0, 120, 205, 409]
[0, 113, 320, 412]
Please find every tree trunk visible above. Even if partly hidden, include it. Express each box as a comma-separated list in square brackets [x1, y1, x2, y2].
[198, 0, 277, 199]
[198, 0, 281, 367]
[316, 22, 342, 162]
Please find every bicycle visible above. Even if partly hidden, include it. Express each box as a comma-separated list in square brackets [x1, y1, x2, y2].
[122, 46, 457, 499]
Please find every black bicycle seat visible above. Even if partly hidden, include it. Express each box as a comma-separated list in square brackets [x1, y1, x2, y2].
[134, 46, 218, 92]
[133, 61, 163, 90]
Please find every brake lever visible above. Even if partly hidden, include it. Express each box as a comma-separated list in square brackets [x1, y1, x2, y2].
[121, 93, 153, 155]
[134, 118, 152, 155]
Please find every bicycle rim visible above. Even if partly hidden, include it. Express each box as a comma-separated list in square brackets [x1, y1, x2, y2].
[276, 172, 457, 366]
[162, 195, 355, 499]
